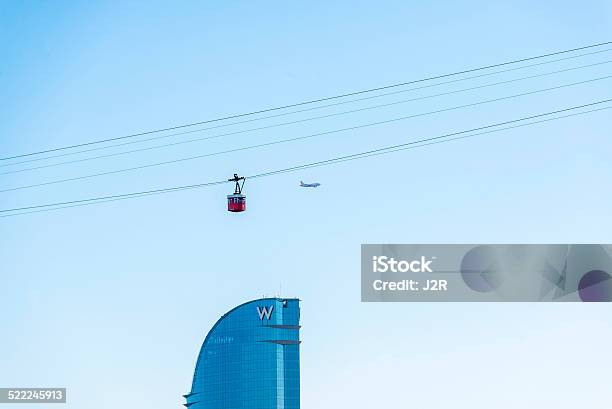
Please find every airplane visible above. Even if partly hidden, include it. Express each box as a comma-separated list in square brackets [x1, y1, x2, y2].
[300, 181, 321, 188]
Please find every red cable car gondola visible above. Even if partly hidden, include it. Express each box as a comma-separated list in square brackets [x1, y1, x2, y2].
[227, 173, 246, 212]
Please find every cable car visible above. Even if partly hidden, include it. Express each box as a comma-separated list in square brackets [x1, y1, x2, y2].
[227, 173, 246, 212]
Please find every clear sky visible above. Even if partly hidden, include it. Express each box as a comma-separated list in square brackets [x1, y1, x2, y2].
[1, 1, 611, 408]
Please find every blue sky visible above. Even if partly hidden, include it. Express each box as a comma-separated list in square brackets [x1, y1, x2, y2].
[1, 1, 611, 408]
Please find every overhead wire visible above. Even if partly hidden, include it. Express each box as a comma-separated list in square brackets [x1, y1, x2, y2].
[246, 99, 612, 179]
[2, 47, 611, 169]
[1, 74, 609, 193]
[1, 98, 609, 218]
[1, 41, 610, 162]
[2, 59, 610, 175]
[251, 106, 612, 176]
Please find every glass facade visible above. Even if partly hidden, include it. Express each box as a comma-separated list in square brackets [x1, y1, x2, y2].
[185, 298, 300, 409]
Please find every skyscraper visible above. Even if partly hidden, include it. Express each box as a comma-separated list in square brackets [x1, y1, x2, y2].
[185, 298, 301, 409]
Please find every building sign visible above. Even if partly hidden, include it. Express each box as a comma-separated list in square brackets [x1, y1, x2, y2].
[257, 305, 274, 320]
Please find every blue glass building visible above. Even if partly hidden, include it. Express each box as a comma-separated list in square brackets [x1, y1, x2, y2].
[185, 298, 300, 409]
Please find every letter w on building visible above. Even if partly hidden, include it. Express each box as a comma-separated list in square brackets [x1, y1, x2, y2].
[257, 305, 274, 320]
